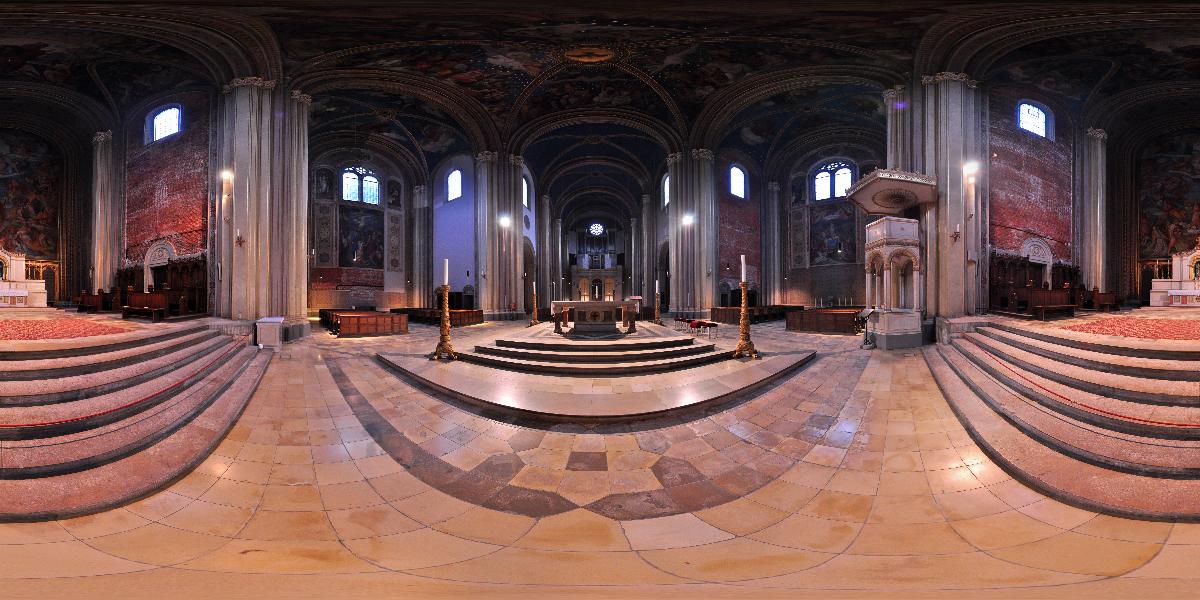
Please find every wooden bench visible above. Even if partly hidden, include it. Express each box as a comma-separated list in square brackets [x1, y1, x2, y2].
[1032, 304, 1075, 321]
[122, 305, 166, 322]
[122, 291, 169, 322]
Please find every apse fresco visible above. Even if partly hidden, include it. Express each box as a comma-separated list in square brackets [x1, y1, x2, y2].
[518, 66, 675, 124]
[0, 129, 59, 260]
[1138, 132, 1200, 258]
[339, 206, 385, 269]
[809, 202, 856, 266]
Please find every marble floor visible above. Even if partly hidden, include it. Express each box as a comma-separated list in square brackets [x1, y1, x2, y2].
[2, 322, 1199, 598]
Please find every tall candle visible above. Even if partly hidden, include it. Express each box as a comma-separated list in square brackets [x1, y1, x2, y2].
[443, 259, 449, 287]
[655, 279, 659, 294]
[740, 254, 746, 283]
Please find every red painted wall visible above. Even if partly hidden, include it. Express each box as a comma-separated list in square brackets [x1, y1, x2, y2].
[124, 92, 210, 261]
[988, 87, 1074, 261]
[717, 161, 761, 299]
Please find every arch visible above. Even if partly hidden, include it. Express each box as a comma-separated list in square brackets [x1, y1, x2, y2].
[142, 239, 177, 292]
[865, 250, 886, 273]
[509, 108, 683, 155]
[887, 248, 920, 272]
[1020, 237, 1055, 286]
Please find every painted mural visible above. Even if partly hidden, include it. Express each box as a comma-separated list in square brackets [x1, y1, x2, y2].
[0, 128, 59, 260]
[387, 179, 403, 209]
[125, 92, 210, 261]
[1139, 131, 1200, 258]
[338, 205, 384, 269]
[809, 202, 856, 266]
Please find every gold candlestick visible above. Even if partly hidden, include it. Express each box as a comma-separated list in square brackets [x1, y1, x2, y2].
[529, 288, 540, 326]
[653, 292, 662, 325]
[732, 281, 759, 359]
[431, 284, 457, 360]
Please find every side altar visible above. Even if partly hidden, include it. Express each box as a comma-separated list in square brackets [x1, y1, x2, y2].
[550, 299, 640, 335]
[1149, 241, 1200, 306]
[0, 246, 48, 308]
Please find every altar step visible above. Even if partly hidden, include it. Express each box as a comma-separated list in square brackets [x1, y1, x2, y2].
[923, 321, 1200, 520]
[460, 330, 730, 376]
[0, 327, 270, 521]
[459, 347, 730, 376]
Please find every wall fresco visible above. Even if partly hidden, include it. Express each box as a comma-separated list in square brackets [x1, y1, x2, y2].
[338, 205, 384, 269]
[0, 128, 59, 260]
[1138, 131, 1200, 258]
[809, 202, 857, 266]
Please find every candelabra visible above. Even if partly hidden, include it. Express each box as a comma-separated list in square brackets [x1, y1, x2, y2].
[653, 292, 662, 325]
[731, 281, 760, 359]
[430, 284, 457, 360]
[529, 288, 540, 326]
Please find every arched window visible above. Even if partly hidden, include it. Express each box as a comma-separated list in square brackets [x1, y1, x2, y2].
[730, 165, 746, 198]
[447, 169, 463, 201]
[811, 161, 856, 201]
[362, 175, 380, 204]
[341, 166, 379, 203]
[342, 170, 360, 201]
[146, 105, 181, 143]
[1017, 102, 1049, 138]
[662, 175, 671, 207]
[522, 176, 530, 207]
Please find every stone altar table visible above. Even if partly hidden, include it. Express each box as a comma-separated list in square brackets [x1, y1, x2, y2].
[0, 246, 47, 308]
[551, 300, 639, 335]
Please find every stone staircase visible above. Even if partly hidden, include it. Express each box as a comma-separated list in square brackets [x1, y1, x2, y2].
[0, 324, 270, 521]
[924, 321, 1200, 521]
[460, 333, 730, 376]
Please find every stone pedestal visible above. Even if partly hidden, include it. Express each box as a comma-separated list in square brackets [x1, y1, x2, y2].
[870, 310, 923, 350]
[256, 316, 285, 350]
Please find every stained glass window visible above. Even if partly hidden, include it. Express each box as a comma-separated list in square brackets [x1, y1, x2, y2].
[589, 223, 604, 236]
[812, 161, 855, 201]
[362, 175, 380, 204]
[342, 171, 360, 201]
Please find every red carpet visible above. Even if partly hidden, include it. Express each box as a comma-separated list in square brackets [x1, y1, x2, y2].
[0, 319, 129, 340]
[1061, 317, 1200, 341]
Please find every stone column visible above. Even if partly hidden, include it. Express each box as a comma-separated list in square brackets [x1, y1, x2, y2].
[883, 264, 893, 309]
[90, 130, 118, 292]
[640, 193, 654, 301]
[473, 152, 523, 319]
[281, 89, 310, 327]
[764, 180, 782, 305]
[1083, 128, 1108, 291]
[913, 268, 923, 312]
[216, 76, 276, 322]
[884, 86, 912, 170]
[538, 193, 551, 304]
[920, 72, 984, 318]
[864, 267, 873, 309]
[473, 151, 497, 316]
[629, 216, 639, 300]
[667, 149, 717, 314]
[410, 184, 431, 306]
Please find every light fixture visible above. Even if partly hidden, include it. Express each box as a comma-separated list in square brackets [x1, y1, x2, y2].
[962, 161, 979, 176]
[220, 169, 234, 181]
[499, 215, 512, 228]
[681, 214, 695, 226]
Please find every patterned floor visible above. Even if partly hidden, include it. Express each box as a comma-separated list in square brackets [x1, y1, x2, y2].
[0, 314, 130, 340]
[3, 321, 1200, 598]
[1061, 316, 1200, 340]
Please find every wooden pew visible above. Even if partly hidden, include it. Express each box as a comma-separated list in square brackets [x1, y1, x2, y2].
[122, 291, 168, 322]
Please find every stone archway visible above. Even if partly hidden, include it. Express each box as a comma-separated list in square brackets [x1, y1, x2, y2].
[1021, 237, 1054, 287]
[143, 239, 177, 292]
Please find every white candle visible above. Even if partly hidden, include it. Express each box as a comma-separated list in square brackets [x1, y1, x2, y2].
[740, 254, 746, 283]
[655, 279, 659, 294]
[443, 259, 449, 287]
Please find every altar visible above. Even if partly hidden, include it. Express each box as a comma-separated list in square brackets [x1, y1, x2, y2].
[0, 246, 48, 308]
[550, 299, 640, 335]
[1149, 243, 1200, 307]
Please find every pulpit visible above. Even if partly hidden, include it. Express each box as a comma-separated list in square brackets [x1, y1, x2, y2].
[861, 217, 923, 349]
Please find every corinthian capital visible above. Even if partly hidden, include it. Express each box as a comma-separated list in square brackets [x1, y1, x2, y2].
[920, 72, 977, 89]
[691, 148, 714, 161]
[92, 130, 112, 144]
[767, 180, 781, 193]
[509, 154, 524, 167]
[222, 76, 277, 94]
[290, 89, 313, 105]
[666, 152, 683, 165]
[882, 85, 906, 101]
[1086, 127, 1107, 140]
[412, 184, 426, 196]
[475, 151, 498, 163]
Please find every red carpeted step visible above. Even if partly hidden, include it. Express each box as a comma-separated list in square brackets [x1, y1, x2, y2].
[0, 343, 254, 477]
[944, 340, 1200, 477]
[0, 349, 271, 521]
[977, 326, 1200, 382]
[0, 329, 221, 381]
[923, 345, 1200, 522]
[0, 334, 232, 406]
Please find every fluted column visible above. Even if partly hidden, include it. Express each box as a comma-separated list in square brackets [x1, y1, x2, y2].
[640, 193, 654, 300]
[90, 130, 118, 292]
[920, 72, 984, 318]
[884, 86, 912, 170]
[667, 149, 716, 313]
[629, 217, 639, 300]
[1083, 128, 1108, 291]
[473, 151, 498, 316]
[410, 184, 431, 306]
[764, 180, 782, 305]
[216, 76, 276, 321]
[473, 152, 523, 319]
[537, 193, 551, 304]
[553, 217, 563, 301]
[281, 89, 310, 324]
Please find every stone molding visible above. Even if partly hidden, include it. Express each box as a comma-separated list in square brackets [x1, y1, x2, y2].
[920, 72, 978, 88]
[882, 85, 906, 100]
[666, 152, 683, 165]
[290, 89, 313, 105]
[92, 130, 112, 144]
[510, 154, 524, 167]
[691, 148, 714, 161]
[222, 76, 276, 94]
[1086, 127, 1107, 140]
[475, 151, 498, 163]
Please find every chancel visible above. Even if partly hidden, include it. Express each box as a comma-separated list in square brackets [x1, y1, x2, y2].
[3, 2, 1200, 598]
